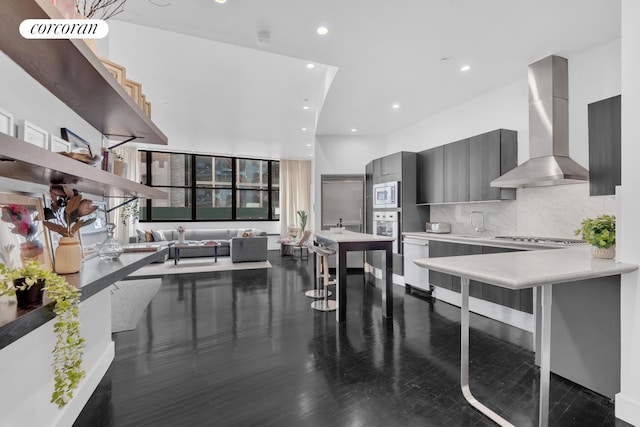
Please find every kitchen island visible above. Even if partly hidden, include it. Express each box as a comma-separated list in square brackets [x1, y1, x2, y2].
[414, 247, 637, 427]
[0, 248, 169, 427]
[314, 230, 394, 322]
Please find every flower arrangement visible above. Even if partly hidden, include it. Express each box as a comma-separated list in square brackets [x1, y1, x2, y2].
[43, 185, 98, 238]
[1, 204, 39, 240]
[575, 214, 616, 249]
[0, 261, 85, 407]
[1, 203, 45, 263]
[177, 226, 185, 234]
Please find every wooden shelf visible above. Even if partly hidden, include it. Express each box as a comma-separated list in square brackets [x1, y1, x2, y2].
[0, 133, 167, 198]
[0, 0, 168, 146]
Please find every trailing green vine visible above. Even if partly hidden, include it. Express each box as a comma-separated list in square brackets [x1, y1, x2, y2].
[0, 260, 85, 408]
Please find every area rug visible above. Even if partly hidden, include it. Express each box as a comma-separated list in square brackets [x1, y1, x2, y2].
[128, 256, 272, 277]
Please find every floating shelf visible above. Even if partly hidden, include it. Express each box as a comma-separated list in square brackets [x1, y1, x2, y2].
[0, 133, 167, 198]
[0, 0, 168, 146]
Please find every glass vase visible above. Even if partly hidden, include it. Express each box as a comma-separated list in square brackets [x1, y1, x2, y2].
[98, 223, 124, 260]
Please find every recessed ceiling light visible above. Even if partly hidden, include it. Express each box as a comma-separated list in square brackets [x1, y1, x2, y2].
[317, 26, 328, 35]
[303, 105, 310, 110]
[302, 127, 307, 131]
[460, 64, 471, 72]
[306, 144, 311, 147]
[306, 63, 315, 69]
[309, 154, 313, 157]
[214, 0, 226, 3]
[351, 128, 357, 132]
[392, 103, 400, 109]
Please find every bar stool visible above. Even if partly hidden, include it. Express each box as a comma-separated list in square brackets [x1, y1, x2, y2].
[310, 244, 337, 312]
[305, 242, 331, 299]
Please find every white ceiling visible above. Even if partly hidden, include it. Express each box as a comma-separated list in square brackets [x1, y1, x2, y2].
[114, 0, 620, 159]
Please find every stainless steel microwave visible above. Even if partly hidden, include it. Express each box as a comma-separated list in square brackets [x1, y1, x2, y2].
[373, 181, 399, 208]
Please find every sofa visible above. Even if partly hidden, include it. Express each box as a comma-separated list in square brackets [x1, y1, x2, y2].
[133, 228, 268, 262]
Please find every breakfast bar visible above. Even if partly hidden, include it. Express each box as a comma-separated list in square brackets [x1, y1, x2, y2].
[414, 247, 638, 427]
[314, 230, 395, 322]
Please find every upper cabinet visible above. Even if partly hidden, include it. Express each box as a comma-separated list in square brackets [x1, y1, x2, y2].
[0, 0, 168, 147]
[469, 129, 517, 201]
[588, 95, 621, 196]
[418, 129, 517, 204]
[417, 146, 444, 204]
[444, 138, 470, 203]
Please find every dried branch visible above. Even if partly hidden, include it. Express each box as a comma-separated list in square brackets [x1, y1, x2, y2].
[75, 0, 128, 20]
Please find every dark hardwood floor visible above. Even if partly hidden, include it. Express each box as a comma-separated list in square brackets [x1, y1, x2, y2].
[75, 251, 628, 427]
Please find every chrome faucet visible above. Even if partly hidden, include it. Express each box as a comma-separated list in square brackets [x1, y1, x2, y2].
[470, 211, 486, 236]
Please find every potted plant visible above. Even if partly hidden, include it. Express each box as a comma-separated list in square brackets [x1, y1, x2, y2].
[0, 260, 85, 407]
[43, 185, 98, 274]
[575, 214, 616, 259]
[297, 210, 308, 233]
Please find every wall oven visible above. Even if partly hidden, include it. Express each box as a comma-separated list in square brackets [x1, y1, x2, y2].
[373, 181, 399, 209]
[373, 210, 399, 253]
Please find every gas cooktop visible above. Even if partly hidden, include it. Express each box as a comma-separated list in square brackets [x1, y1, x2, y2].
[493, 236, 587, 245]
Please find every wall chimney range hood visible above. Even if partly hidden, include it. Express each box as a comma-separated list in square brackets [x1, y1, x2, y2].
[490, 55, 589, 188]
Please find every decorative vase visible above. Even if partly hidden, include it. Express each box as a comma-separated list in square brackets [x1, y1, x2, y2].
[13, 278, 45, 307]
[55, 237, 83, 274]
[20, 241, 43, 262]
[591, 245, 615, 259]
[98, 223, 123, 260]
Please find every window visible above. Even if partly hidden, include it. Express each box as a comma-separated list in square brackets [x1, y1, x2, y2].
[139, 151, 279, 222]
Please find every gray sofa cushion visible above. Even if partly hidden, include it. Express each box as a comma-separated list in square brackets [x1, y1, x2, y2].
[230, 236, 268, 263]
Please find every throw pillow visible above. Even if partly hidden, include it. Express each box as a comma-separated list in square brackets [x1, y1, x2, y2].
[145, 230, 154, 242]
[151, 230, 165, 242]
[237, 229, 252, 237]
[242, 231, 253, 238]
[136, 229, 146, 243]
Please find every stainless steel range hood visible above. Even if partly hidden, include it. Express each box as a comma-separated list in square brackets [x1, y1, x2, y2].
[491, 55, 589, 188]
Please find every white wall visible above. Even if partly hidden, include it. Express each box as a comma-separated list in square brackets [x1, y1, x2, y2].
[0, 52, 103, 158]
[616, 1, 640, 424]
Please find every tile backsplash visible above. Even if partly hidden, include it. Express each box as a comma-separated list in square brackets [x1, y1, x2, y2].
[430, 183, 615, 238]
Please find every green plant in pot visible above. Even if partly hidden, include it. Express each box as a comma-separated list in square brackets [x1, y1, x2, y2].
[575, 214, 616, 259]
[297, 210, 308, 232]
[0, 260, 85, 408]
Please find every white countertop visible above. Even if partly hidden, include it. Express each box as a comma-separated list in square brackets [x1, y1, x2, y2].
[413, 246, 638, 290]
[314, 229, 395, 243]
[403, 231, 578, 251]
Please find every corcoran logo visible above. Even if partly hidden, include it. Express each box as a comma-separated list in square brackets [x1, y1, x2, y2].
[19, 19, 108, 39]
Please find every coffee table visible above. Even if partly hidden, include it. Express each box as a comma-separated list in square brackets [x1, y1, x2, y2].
[174, 241, 219, 265]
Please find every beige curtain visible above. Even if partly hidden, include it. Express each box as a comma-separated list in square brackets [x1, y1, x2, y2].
[280, 159, 312, 237]
[111, 146, 140, 243]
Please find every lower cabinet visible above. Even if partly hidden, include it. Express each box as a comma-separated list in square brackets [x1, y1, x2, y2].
[428, 240, 533, 313]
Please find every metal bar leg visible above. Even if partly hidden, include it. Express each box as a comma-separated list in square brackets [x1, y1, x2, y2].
[539, 284, 552, 427]
[383, 246, 393, 318]
[337, 248, 347, 322]
[460, 277, 515, 427]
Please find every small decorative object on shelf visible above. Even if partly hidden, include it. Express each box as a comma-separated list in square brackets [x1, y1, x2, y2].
[575, 214, 616, 259]
[0, 260, 85, 407]
[43, 185, 99, 273]
[177, 225, 185, 243]
[98, 223, 123, 260]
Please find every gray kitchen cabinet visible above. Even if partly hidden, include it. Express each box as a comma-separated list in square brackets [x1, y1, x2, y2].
[428, 241, 531, 313]
[588, 95, 621, 196]
[444, 138, 470, 203]
[417, 146, 444, 204]
[381, 152, 402, 180]
[469, 129, 517, 201]
[417, 129, 517, 204]
[365, 161, 373, 233]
